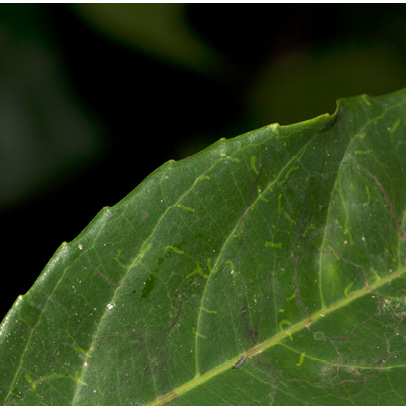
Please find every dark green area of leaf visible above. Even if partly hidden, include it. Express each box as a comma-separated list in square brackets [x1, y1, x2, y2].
[141, 274, 158, 301]
[2, 89, 406, 405]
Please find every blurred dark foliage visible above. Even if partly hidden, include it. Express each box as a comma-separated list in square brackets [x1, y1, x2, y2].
[2, 4, 406, 317]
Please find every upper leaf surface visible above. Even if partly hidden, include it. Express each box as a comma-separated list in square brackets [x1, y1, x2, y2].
[1, 89, 406, 405]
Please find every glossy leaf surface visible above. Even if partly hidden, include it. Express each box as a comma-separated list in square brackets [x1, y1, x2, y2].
[2, 89, 406, 405]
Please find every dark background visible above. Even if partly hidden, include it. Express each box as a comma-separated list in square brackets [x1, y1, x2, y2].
[2, 4, 406, 319]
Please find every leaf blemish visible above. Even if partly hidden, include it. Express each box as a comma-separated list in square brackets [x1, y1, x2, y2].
[140, 273, 158, 300]
[177, 204, 196, 214]
[165, 304, 183, 332]
[296, 352, 305, 367]
[278, 165, 299, 185]
[250, 155, 259, 174]
[192, 327, 207, 339]
[242, 307, 259, 344]
[358, 163, 406, 240]
[165, 245, 185, 255]
[232, 354, 248, 369]
[186, 261, 208, 279]
[85, 255, 121, 288]
[201, 306, 217, 315]
[220, 153, 240, 163]
[390, 118, 401, 133]
[265, 241, 282, 248]
[344, 282, 354, 297]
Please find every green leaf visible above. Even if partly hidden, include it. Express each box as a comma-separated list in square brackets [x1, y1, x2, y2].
[2, 89, 406, 405]
[0, 5, 105, 207]
[73, 4, 223, 76]
[248, 46, 406, 126]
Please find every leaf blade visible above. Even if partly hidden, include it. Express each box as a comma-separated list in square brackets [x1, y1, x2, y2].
[2, 89, 406, 405]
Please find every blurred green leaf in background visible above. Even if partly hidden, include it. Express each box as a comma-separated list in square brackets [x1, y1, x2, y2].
[74, 4, 225, 75]
[0, 5, 106, 205]
[2, 4, 406, 319]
